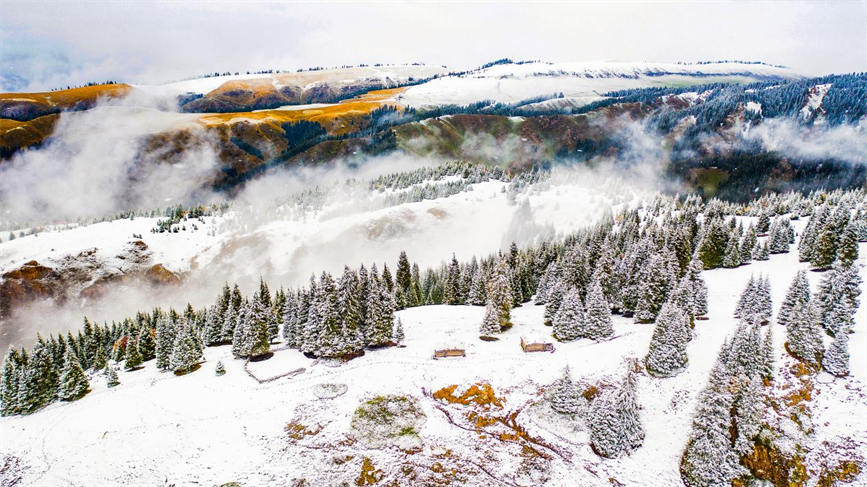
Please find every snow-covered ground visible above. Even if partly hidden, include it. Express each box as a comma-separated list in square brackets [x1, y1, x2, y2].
[399, 61, 799, 108]
[1, 225, 864, 486]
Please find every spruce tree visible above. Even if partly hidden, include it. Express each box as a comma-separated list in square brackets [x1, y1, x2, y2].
[468, 266, 487, 306]
[583, 279, 614, 340]
[0, 352, 19, 416]
[393, 317, 405, 344]
[721, 236, 741, 268]
[548, 366, 582, 414]
[396, 251, 413, 306]
[58, 351, 89, 401]
[445, 254, 462, 305]
[634, 254, 672, 323]
[785, 302, 824, 367]
[681, 357, 746, 486]
[485, 257, 513, 331]
[155, 316, 176, 370]
[822, 331, 849, 377]
[553, 287, 584, 342]
[105, 363, 119, 388]
[836, 221, 859, 268]
[687, 257, 708, 318]
[170, 324, 203, 373]
[215, 360, 226, 376]
[645, 302, 689, 377]
[759, 325, 775, 382]
[732, 374, 763, 455]
[479, 305, 501, 337]
[124, 339, 143, 371]
[589, 366, 645, 458]
[811, 227, 838, 270]
[779, 270, 810, 327]
[543, 279, 566, 326]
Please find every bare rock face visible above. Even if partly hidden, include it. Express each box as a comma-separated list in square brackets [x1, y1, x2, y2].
[0, 261, 66, 317]
[144, 264, 182, 287]
[0, 240, 181, 317]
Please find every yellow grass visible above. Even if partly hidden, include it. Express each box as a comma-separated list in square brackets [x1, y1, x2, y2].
[0, 84, 132, 109]
[197, 87, 406, 136]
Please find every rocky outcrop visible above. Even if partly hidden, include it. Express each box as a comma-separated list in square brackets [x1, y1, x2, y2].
[0, 240, 181, 318]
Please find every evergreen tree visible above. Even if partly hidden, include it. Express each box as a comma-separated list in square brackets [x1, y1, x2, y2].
[681, 357, 746, 486]
[124, 339, 143, 370]
[739, 225, 757, 264]
[697, 218, 728, 269]
[752, 240, 770, 261]
[57, 351, 89, 401]
[170, 324, 204, 373]
[92, 345, 107, 371]
[836, 221, 859, 268]
[553, 287, 584, 342]
[393, 317, 405, 344]
[215, 360, 226, 376]
[732, 374, 763, 455]
[548, 366, 582, 414]
[785, 302, 824, 367]
[778, 270, 810, 327]
[759, 325, 775, 382]
[445, 254, 462, 305]
[687, 257, 708, 318]
[583, 279, 614, 340]
[645, 302, 689, 377]
[811, 227, 838, 270]
[822, 331, 849, 377]
[543, 279, 566, 326]
[1, 352, 19, 416]
[589, 366, 645, 458]
[396, 251, 413, 305]
[155, 316, 176, 371]
[485, 257, 513, 331]
[105, 363, 119, 388]
[634, 254, 672, 323]
[721, 236, 741, 268]
[17, 340, 56, 414]
[137, 326, 155, 362]
[468, 266, 487, 305]
[479, 305, 501, 337]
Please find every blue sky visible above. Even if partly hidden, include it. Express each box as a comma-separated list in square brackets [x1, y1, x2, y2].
[1, 0, 865, 91]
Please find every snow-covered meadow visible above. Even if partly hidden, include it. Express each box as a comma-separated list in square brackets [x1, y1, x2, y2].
[1, 222, 864, 486]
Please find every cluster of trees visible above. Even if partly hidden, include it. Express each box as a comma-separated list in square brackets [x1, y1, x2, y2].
[798, 203, 865, 270]
[697, 212, 793, 270]
[681, 321, 772, 486]
[547, 363, 645, 458]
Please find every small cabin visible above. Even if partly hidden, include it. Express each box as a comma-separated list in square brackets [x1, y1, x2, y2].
[521, 337, 555, 353]
[433, 348, 466, 359]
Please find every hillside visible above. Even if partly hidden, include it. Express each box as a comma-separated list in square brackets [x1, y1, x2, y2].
[1, 203, 864, 486]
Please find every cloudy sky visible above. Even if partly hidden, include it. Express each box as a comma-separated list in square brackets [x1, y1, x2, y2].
[1, 0, 865, 91]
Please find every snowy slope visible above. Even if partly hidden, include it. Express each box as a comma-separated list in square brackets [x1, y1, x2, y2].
[1, 223, 864, 486]
[399, 61, 799, 108]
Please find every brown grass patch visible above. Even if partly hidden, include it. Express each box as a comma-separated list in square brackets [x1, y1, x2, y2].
[356, 457, 383, 486]
[285, 420, 322, 440]
[433, 383, 504, 410]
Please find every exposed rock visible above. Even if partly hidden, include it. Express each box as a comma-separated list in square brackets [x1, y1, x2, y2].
[144, 264, 181, 286]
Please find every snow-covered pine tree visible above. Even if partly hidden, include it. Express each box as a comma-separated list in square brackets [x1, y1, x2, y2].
[396, 251, 413, 307]
[755, 276, 772, 325]
[468, 265, 487, 306]
[105, 363, 119, 388]
[785, 302, 824, 367]
[645, 301, 689, 377]
[583, 278, 614, 341]
[553, 287, 584, 342]
[232, 301, 251, 358]
[548, 366, 582, 414]
[155, 315, 176, 371]
[589, 366, 645, 458]
[811, 226, 838, 270]
[215, 360, 226, 376]
[822, 331, 849, 377]
[393, 317, 405, 344]
[697, 218, 729, 269]
[778, 270, 810, 327]
[756, 212, 771, 234]
[739, 225, 757, 264]
[0, 352, 19, 415]
[485, 257, 513, 331]
[680, 355, 746, 486]
[759, 324, 774, 382]
[721, 234, 741, 268]
[169, 323, 204, 373]
[245, 296, 273, 358]
[753, 240, 770, 261]
[733, 276, 756, 321]
[686, 256, 708, 318]
[836, 220, 859, 268]
[337, 266, 364, 355]
[732, 373, 763, 455]
[479, 304, 501, 337]
[17, 339, 56, 414]
[124, 339, 142, 370]
[204, 305, 223, 346]
[281, 291, 299, 347]
[445, 254, 461, 305]
[57, 351, 89, 401]
[634, 253, 672, 323]
[221, 284, 243, 343]
[543, 279, 565, 326]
